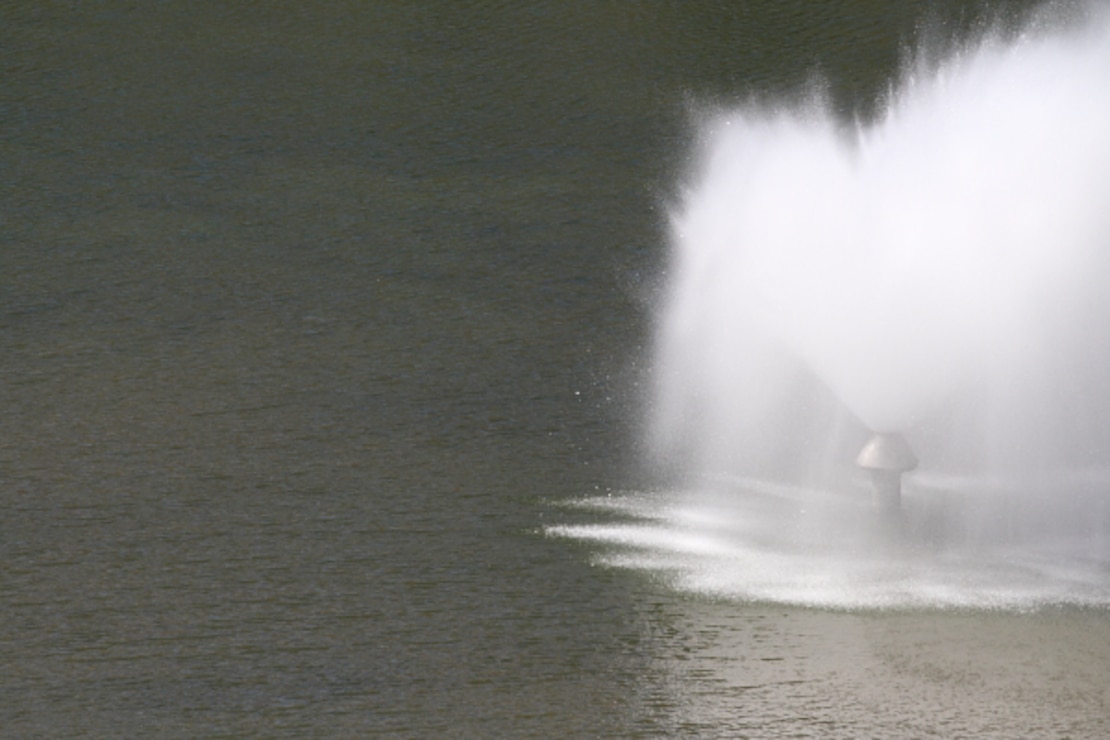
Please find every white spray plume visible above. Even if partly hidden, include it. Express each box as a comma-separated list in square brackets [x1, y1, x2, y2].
[651, 5, 1110, 481]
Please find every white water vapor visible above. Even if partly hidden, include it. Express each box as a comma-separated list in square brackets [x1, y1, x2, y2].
[651, 5, 1110, 482]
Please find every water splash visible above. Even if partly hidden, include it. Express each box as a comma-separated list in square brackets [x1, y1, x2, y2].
[556, 5, 1110, 608]
[546, 483, 1110, 609]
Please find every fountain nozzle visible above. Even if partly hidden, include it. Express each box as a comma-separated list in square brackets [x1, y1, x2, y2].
[856, 433, 917, 516]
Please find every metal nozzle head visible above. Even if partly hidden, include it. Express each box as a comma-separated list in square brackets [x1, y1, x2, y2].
[856, 433, 918, 473]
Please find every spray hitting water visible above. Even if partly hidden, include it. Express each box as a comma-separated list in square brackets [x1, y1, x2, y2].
[550, 5, 1110, 608]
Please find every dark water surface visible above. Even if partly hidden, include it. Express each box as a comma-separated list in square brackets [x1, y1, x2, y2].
[3, 1, 1107, 736]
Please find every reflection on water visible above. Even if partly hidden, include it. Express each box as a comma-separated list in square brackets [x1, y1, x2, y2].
[619, 599, 1110, 737]
[549, 482, 1110, 735]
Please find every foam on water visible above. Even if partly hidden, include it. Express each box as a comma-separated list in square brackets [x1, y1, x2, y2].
[546, 482, 1110, 609]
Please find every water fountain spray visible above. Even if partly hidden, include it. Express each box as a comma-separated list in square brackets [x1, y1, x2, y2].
[556, 4, 1110, 608]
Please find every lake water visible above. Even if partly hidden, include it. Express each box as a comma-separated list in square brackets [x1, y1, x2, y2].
[3, 1, 1108, 736]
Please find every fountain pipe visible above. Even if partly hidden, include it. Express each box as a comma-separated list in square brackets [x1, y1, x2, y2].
[856, 433, 917, 516]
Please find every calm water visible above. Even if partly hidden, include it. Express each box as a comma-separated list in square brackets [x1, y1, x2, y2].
[3, 1, 1108, 736]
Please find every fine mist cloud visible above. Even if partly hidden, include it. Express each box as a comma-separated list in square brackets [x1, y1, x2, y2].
[652, 4, 1110, 480]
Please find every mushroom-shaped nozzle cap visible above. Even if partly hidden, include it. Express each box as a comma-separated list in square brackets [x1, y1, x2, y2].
[856, 433, 918, 472]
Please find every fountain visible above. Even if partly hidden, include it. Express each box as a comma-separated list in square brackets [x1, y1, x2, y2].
[550, 3, 1110, 608]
